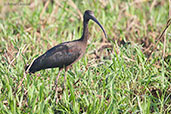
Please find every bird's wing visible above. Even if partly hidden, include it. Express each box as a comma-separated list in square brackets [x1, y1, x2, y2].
[44, 42, 82, 67]
[29, 42, 82, 73]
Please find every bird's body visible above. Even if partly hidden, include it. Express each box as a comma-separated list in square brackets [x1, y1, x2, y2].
[28, 39, 86, 73]
[25, 10, 107, 102]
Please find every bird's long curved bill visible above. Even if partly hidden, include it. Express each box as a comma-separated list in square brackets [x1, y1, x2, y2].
[90, 16, 107, 38]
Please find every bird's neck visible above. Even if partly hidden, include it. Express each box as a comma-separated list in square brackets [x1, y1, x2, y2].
[80, 20, 89, 43]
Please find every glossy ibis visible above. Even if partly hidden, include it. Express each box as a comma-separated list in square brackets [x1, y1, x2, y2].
[25, 10, 107, 98]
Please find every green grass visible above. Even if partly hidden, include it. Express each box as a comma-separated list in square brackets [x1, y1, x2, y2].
[0, 0, 171, 113]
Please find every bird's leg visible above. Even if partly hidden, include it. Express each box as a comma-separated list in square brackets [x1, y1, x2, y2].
[55, 68, 62, 91]
[55, 68, 62, 103]
[63, 66, 69, 89]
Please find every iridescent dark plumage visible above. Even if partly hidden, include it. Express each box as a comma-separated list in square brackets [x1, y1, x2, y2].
[26, 42, 82, 73]
[25, 10, 107, 102]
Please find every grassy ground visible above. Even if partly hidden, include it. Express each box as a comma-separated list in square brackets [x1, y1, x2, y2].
[0, 0, 171, 113]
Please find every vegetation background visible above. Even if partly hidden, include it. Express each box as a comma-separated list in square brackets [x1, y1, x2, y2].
[0, 0, 170, 113]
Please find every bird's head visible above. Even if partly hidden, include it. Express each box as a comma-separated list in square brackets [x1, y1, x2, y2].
[83, 10, 107, 38]
[84, 10, 94, 21]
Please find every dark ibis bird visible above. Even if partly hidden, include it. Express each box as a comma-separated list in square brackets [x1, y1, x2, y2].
[25, 10, 107, 96]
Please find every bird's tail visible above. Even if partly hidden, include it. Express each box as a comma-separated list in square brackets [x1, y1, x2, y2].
[25, 57, 43, 74]
[25, 64, 36, 74]
[25, 64, 32, 74]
